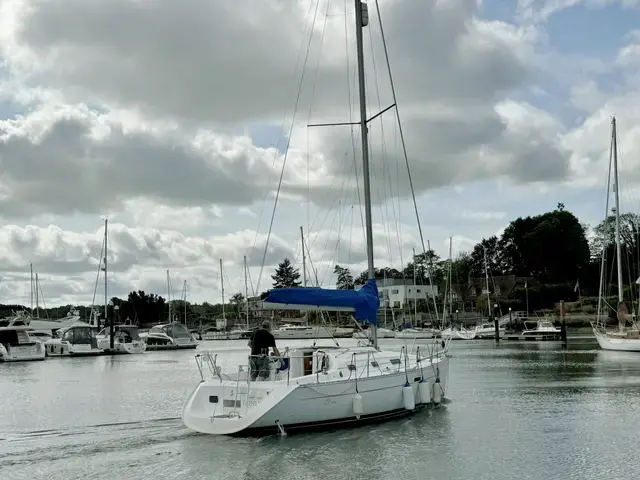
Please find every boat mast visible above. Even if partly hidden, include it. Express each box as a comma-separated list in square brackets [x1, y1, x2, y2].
[30, 263, 33, 314]
[354, 0, 376, 347]
[183, 280, 187, 325]
[104, 219, 112, 349]
[300, 226, 307, 288]
[244, 255, 250, 329]
[220, 258, 226, 323]
[167, 269, 171, 323]
[35, 273, 39, 318]
[104, 219, 108, 324]
[448, 237, 453, 321]
[484, 246, 491, 320]
[612, 117, 623, 304]
[412, 247, 417, 321]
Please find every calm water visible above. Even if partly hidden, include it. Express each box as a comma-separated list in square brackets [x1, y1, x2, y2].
[2, 336, 640, 480]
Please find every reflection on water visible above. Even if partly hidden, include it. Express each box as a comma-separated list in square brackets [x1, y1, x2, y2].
[2, 337, 640, 479]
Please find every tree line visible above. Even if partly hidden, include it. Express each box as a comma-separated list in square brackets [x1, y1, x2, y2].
[1, 289, 250, 327]
[271, 204, 640, 312]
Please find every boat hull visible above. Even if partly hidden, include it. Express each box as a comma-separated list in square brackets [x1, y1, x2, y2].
[182, 354, 449, 436]
[141, 333, 198, 350]
[45, 342, 103, 357]
[593, 328, 640, 351]
[98, 339, 147, 354]
[395, 329, 434, 339]
[0, 343, 45, 362]
[202, 332, 242, 341]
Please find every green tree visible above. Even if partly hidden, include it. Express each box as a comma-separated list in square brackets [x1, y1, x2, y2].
[230, 292, 245, 316]
[470, 236, 503, 277]
[271, 258, 302, 288]
[591, 211, 640, 287]
[333, 265, 355, 290]
[498, 208, 590, 283]
[127, 290, 167, 324]
[450, 251, 472, 284]
[591, 212, 640, 258]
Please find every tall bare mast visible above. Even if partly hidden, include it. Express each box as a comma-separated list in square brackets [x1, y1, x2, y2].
[35, 273, 39, 318]
[103, 219, 108, 328]
[412, 247, 417, 320]
[30, 263, 33, 313]
[183, 280, 187, 325]
[448, 237, 453, 319]
[612, 117, 624, 303]
[220, 259, 226, 321]
[300, 226, 307, 288]
[353, 0, 377, 348]
[167, 269, 171, 322]
[483, 246, 491, 318]
[244, 255, 250, 329]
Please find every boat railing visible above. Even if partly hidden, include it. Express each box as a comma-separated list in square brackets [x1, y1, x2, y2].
[195, 345, 448, 390]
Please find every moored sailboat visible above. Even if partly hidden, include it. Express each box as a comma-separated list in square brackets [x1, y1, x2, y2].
[592, 117, 640, 351]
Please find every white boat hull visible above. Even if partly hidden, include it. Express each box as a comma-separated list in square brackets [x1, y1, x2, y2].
[141, 332, 198, 350]
[441, 328, 477, 340]
[182, 351, 449, 436]
[593, 328, 640, 351]
[394, 329, 434, 339]
[45, 341, 103, 357]
[203, 332, 242, 341]
[97, 338, 147, 354]
[475, 326, 505, 339]
[353, 328, 395, 339]
[273, 329, 333, 340]
[0, 342, 45, 362]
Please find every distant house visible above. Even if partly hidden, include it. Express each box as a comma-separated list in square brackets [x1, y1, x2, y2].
[452, 275, 538, 304]
[356, 278, 438, 309]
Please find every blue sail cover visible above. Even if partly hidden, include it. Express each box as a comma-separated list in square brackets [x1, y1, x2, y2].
[263, 279, 380, 325]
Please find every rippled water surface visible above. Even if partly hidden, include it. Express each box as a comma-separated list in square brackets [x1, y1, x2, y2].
[2, 336, 640, 480]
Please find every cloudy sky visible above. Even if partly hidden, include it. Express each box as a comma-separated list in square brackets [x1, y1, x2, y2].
[1, 0, 640, 307]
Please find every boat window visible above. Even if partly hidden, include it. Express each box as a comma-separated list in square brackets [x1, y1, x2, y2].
[389, 358, 401, 365]
[370, 361, 379, 368]
[166, 323, 190, 339]
[223, 399, 241, 408]
[303, 354, 313, 375]
[347, 364, 357, 371]
[209, 395, 219, 403]
[0, 330, 19, 346]
[62, 328, 96, 345]
[119, 328, 140, 341]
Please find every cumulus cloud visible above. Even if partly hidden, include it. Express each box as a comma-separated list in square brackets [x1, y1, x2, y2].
[0, 0, 635, 305]
[0, 0, 568, 214]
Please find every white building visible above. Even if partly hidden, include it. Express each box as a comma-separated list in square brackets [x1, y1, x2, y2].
[357, 279, 438, 309]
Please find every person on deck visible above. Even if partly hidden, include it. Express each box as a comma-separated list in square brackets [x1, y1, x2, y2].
[248, 320, 280, 380]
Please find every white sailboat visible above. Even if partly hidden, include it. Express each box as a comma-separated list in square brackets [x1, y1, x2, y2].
[441, 238, 476, 340]
[592, 117, 640, 351]
[141, 270, 199, 349]
[181, 2, 450, 436]
[473, 248, 502, 339]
